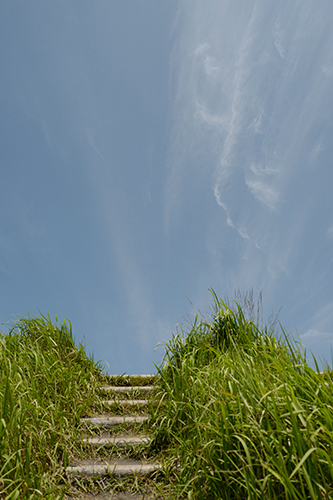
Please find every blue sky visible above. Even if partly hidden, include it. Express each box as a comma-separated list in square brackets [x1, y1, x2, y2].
[1, 0, 333, 373]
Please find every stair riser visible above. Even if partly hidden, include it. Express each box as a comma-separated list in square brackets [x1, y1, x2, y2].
[67, 376, 160, 492]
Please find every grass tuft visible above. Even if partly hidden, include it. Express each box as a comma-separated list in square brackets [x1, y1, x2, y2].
[0, 312, 105, 499]
[150, 291, 333, 499]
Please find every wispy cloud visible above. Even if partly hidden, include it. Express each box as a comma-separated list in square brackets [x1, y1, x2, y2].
[166, 0, 333, 247]
[299, 301, 333, 364]
[194, 42, 221, 77]
[327, 225, 333, 238]
[96, 174, 163, 352]
[195, 103, 226, 130]
[237, 227, 250, 240]
[245, 178, 280, 211]
[84, 125, 105, 159]
[301, 301, 333, 337]
[301, 329, 333, 341]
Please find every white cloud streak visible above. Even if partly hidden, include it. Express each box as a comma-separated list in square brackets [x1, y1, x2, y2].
[100, 183, 158, 350]
[245, 178, 280, 211]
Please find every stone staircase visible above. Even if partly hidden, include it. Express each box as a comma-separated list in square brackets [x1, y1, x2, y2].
[66, 374, 162, 499]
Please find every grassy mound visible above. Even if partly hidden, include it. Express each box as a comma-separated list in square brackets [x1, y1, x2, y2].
[0, 313, 105, 500]
[151, 292, 333, 499]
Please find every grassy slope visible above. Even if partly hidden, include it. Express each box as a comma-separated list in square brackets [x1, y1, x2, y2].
[0, 313, 105, 500]
[2, 296, 333, 500]
[151, 293, 333, 499]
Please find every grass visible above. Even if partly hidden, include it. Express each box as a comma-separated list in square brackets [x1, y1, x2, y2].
[0, 312, 105, 500]
[67, 471, 163, 499]
[2, 293, 333, 499]
[104, 374, 157, 387]
[150, 290, 333, 499]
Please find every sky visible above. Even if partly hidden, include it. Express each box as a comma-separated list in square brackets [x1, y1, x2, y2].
[1, 0, 333, 373]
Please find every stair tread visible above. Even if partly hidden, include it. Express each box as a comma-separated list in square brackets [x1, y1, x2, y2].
[68, 373, 160, 493]
[66, 460, 161, 477]
[83, 435, 150, 446]
[82, 415, 149, 426]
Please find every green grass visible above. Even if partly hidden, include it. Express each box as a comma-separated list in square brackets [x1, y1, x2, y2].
[2, 294, 333, 500]
[0, 312, 105, 500]
[104, 374, 157, 387]
[150, 291, 333, 499]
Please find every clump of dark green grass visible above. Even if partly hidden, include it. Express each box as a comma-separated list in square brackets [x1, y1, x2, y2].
[150, 291, 333, 499]
[0, 312, 105, 499]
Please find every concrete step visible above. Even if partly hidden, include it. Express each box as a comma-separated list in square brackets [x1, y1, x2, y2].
[82, 435, 150, 446]
[66, 461, 161, 477]
[102, 399, 149, 406]
[66, 371, 162, 498]
[82, 415, 149, 427]
[100, 385, 155, 392]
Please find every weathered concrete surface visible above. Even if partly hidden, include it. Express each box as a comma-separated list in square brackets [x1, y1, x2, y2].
[82, 415, 149, 426]
[66, 461, 161, 477]
[82, 435, 150, 446]
[66, 374, 161, 498]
